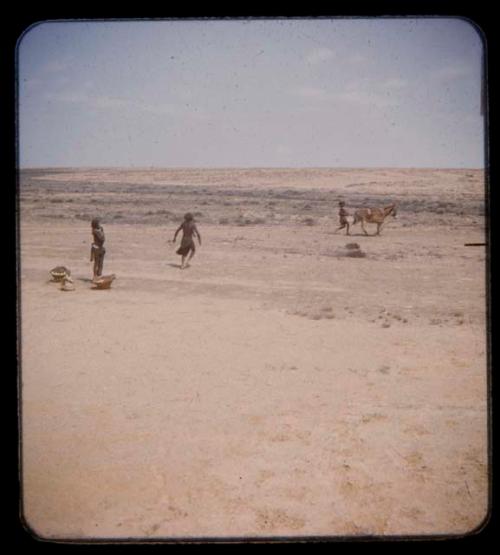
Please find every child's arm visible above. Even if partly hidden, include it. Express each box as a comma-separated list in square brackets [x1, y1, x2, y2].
[194, 225, 202, 245]
[173, 224, 183, 242]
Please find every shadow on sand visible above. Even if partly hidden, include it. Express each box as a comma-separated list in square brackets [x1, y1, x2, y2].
[167, 263, 191, 269]
[340, 231, 381, 237]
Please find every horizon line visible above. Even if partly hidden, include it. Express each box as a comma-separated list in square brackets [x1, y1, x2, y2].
[18, 165, 485, 171]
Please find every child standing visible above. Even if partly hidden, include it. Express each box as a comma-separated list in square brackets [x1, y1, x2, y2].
[90, 217, 106, 280]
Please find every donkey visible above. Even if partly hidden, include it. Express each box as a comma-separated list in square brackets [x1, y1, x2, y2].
[351, 203, 397, 236]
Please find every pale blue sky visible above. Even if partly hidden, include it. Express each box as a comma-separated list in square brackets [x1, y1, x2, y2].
[17, 18, 485, 168]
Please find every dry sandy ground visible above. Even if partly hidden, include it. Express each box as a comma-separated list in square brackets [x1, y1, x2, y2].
[19, 168, 489, 541]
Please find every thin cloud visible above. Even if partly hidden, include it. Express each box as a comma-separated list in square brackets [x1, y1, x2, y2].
[292, 86, 329, 100]
[46, 90, 202, 119]
[305, 47, 335, 65]
[41, 59, 74, 74]
[275, 144, 293, 156]
[334, 77, 406, 108]
[432, 64, 472, 82]
[335, 88, 397, 109]
[291, 80, 401, 109]
[381, 78, 408, 90]
[348, 53, 367, 64]
[21, 77, 43, 91]
[45, 91, 89, 104]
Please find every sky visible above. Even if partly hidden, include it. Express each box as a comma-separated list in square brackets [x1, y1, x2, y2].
[17, 18, 486, 168]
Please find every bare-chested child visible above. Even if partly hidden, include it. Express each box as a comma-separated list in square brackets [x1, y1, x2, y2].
[172, 213, 201, 269]
[90, 217, 106, 280]
[335, 201, 351, 235]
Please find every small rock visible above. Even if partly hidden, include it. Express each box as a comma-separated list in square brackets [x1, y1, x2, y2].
[345, 249, 366, 258]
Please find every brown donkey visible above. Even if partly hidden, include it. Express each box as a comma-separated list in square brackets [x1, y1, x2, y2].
[352, 203, 397, 235]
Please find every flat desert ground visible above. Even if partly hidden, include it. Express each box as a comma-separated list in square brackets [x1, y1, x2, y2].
[19, 167, 489, 540]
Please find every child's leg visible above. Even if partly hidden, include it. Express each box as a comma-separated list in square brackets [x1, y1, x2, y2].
[94, 253, 102, 277]
[97, 253, 104, 276]
[184, 246, 195, 267]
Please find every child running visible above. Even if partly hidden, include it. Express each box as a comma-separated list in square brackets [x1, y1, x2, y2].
[335, 201, 351, 235]
[172, 213, 202, 269]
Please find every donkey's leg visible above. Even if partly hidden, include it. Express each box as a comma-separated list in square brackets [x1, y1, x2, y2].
[361, 220, 369, 235]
